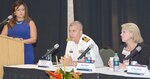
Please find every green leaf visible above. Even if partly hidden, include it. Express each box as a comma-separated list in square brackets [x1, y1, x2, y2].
[70, 69, 74, 72]
[64, 73, 72, 79]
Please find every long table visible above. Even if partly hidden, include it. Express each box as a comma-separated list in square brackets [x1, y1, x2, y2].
[3, 64, 150, 79]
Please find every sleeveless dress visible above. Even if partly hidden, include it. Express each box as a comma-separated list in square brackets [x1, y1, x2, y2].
[8, 20, 34, 64]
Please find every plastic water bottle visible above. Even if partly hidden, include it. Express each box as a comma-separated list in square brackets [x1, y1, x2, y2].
[85, 52, 92, 63]
[113, 52, 119, 72]
[46, 49, 52, 61]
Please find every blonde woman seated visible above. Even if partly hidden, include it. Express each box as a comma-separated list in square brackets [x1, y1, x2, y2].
[109, 23, 150, 68]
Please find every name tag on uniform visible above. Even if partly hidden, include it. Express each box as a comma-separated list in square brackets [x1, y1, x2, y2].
[69, 49, 73, 53]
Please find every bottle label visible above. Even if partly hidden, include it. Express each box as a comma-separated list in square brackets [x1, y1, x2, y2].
[85, 58, 92, 63]
[113, 61, 119, 66]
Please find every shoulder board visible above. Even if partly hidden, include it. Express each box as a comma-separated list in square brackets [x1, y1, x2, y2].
[82, 36, 90, 42]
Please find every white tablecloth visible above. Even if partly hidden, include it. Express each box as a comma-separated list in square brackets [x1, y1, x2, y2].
[4, 64, 150, 78]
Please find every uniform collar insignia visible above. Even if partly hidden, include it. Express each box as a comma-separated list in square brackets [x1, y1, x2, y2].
[82, 36, 90, 42]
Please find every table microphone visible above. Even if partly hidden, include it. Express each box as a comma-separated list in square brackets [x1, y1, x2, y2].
[78, 44, 93, 60]
[124, 46, 142, 60]
[42, 43, 59, 58]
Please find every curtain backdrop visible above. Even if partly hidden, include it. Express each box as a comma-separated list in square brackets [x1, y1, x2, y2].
[0, 0, 67, 63]
[1, 0, 150, 63]
[74, 0, 150, 51]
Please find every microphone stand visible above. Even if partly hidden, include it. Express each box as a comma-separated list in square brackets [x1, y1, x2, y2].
[0, 22, 7, 31]
[148, 56, 150, 69]
[129, 58, 132, 65]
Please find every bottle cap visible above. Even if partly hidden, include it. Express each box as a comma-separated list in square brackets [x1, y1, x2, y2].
[114, 52, 118, 55]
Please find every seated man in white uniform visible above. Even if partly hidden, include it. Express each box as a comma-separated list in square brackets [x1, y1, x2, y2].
[61, 21, 104, 68]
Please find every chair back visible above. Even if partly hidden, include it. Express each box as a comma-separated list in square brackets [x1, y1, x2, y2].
[99, 48, 114, 66]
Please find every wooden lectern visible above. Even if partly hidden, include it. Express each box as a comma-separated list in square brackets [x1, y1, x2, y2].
[0, 35, 24, 79]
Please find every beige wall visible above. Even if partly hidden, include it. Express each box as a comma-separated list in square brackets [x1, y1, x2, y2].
[67, 0, 74, 37]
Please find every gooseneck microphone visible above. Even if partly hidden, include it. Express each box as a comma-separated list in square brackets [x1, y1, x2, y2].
[124, 46, 142, 60]
[42, 44, 59, 58]
[78, 44, 94, 60]
[0, 15, 13, 26]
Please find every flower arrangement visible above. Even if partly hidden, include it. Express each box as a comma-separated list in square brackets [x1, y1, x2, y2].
[46, 68, 81, 79]
[46, 56, 81, 79]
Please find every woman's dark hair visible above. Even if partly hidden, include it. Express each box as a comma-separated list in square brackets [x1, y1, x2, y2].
[9, 0, 30, 27]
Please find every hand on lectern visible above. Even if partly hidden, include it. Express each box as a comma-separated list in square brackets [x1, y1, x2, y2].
[13, 38, 23, 42]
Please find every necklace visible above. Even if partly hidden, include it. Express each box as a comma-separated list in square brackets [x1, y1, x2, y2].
[16, 21, 23, 24]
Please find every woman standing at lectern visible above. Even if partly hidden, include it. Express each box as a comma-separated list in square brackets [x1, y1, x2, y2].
[1, 0, 37, 64]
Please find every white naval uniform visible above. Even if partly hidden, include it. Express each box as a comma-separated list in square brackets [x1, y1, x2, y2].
[65, 34, 104, 68]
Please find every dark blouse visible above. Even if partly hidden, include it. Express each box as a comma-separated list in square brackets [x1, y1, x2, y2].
[118, 43, 150, 66]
